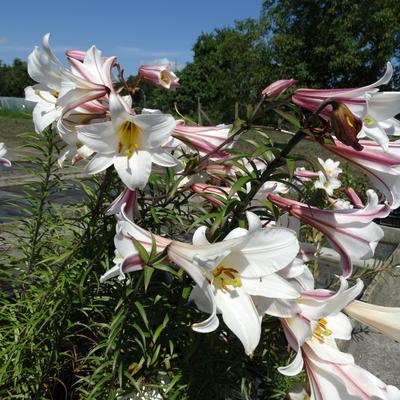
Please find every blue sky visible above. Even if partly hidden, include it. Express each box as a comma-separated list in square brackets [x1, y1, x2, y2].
[0, 0, 262, 74]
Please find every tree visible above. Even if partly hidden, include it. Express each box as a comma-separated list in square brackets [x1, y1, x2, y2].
[174, 18, 273, 122]
[136, 19, 274, 123]
[261, 0, 400, 88]
[0, 59, 34, 97]
[141, 1, 399, 122]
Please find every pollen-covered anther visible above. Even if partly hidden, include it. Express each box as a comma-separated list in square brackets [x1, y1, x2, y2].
[312, 318, 332, 343]
[363, 115, 374, 125]
[212, 265, 242, 291]
[160, 70, 171, 85]
[118, 120, 142, 157]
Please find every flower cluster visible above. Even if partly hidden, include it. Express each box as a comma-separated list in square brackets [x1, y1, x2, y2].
[4, 33, 398, 398]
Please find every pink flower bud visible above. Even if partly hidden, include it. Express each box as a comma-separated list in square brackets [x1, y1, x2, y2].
[191, 183, 232, 206]
[262, 79, 298, 97]
[344, 187, 364, 208]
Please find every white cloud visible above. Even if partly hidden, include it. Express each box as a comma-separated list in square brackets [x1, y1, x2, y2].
[0, 37, 8, 45]
[144, 57, 187, 71]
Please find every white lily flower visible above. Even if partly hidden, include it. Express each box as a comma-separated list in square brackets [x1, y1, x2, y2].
[139, 65, 180, 90]
[169, 212, 300, 354]
[78, 93, 177, 189]
[269, 190, 391, 277]
[318, 158, 342, 179]
[357, 90, 400, 151]
[314, 171, 341, 196]
[345, 300, 400, 342]
[102, 209, 300, 355]
[25, 33, 66, 133]
[278, 278, 400, 399]
[57, 45, 116, 116]
[26, 34, 112, 167]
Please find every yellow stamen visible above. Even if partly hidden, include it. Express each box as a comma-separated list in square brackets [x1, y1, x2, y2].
[312, 318, 332, 343]
[117, 120, 142, 157]
[364, 115, 374, 126]
[160, 70, 171, 85]
[212, 265, 242, 292]
[34, 89, 59, 104]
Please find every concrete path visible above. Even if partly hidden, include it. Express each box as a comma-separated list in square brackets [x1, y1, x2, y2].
[346, 244, 400, 387]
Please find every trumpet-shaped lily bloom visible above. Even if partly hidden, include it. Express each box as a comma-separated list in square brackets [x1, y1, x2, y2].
[26, 34, 113, 167]
[268, 190, 391, 277]
[323, 139, 400, 209]
[292, 62, 400, 150]
[26, 33, 66, 133]
[102, 209, 300, 354]
[0, 143, 11, 167]
[169, 212, 300, 354]
[262, 79, 298, 97]
[345, 300, 400, 342]
[138, 64, 180, 90]
[172, 121, 232, 159]
[78, 93, 177, 189]
[288, 333, 400, 400]
[278, 279, 400, 399]
[57, 45, 116, 116]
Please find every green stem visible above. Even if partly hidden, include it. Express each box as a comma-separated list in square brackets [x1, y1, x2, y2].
[211, 129, 307, 241]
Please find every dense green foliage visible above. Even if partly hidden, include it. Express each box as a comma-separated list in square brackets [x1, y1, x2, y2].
[0, 59, 34, 97]
[262, 0, 400, 87]
[0, 127, 305, 399]
[140, 0, 399, 121]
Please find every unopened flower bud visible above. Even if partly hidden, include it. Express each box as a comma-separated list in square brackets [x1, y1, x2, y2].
[262, 79, 298, 97]
[330, 101, 363, 151]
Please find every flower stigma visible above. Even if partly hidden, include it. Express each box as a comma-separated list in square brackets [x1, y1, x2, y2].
[118, 120, 142, 158]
